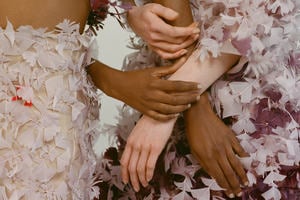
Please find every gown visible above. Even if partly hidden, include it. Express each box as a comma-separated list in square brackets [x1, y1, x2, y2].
[0, 18, 101, 200]
[98, 0, 300, 199]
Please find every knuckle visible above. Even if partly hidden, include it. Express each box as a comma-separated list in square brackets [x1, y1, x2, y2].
[171, 96, 178, 104]
[126, 139, 135, 147]
[148, 32, 156, 41]
[137, 166, 144, 174]
[133, 144, 141, 151]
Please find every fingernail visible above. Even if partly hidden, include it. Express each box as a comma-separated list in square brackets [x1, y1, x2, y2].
[193, 34, 199, 40]
[187, 104, 191, 108]
[229, 193, 235, 198]
[237, 192, 243, 197]
[244, 181, 249, 186]
[146, 175, 152, 182]
[142, 182, 149, 188]
[197, 84, 202, 89]
[180, 49, 188, 56]
[173, 113, 180, 118]
[134, 186, 140, 192]
[196, 96, 200, 101]
[193, 28, 200, 34]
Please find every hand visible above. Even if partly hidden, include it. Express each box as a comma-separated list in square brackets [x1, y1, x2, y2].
[184, 93, 249, 198]
[127, 3, 200, 59]
[120, 115, 176, 192]
[113, 57, 201, 121]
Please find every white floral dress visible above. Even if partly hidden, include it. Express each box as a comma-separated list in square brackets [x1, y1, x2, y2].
[0, 20, 101, 200]
[98, 0, 300, 200]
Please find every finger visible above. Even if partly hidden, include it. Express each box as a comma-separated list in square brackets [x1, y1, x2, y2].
[146, 110, 178, 121]
[146, 147, 161, 182]
[231, 134, 249, 158]
[150, 46, 188, 60]
[137, 147, 150, 187]
[155, 79, 201, 93]
[194, 154, 235, 198]
[150, 4, 200, 38]
[120, 145, 132, 185]
[150, 34, 199, 53]
[226, 148, 248, 197]
[128, 147, 141, 192]
[150, 4, 179, 21]
[158, 92, 201, 106]
[151, 56, 187, 77]
[218, 154, 242, 198]
[229, 137, 249, 187]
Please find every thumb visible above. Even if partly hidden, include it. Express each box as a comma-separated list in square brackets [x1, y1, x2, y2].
[150, 4, 178, 21]
[152, 56, 187, 78]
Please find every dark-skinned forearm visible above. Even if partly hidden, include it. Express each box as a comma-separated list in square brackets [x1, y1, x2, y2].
[87, 61, 123, 99]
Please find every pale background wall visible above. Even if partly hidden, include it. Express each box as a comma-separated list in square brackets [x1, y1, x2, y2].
[93, 16, 135, 156]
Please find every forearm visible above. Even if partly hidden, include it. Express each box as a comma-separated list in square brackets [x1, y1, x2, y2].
[141, 0, 239, 125]
[86, 61, 122, 99]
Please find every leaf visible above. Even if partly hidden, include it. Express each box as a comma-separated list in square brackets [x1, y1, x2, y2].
[263, 171, 286, 185]
[164, 151, 176, 172]
[44, 126, 58, 142]
[57, 149, 71, 172]
[72, 102, 86, 121]
[45, 75, 64, 98]
[261, 186, 281, 200]
[4, 20, 15, 46]
[246, 171, 257, 187]
[174, 176, 193, 192]
[217, 87, 242, 118]
[172, 191, 193, 200]
[277, 153, 294, 166]
[191, 188, 210, 200]
[201, 177, 223, 191]
[54, 181, 68, 200]
[0, 186, 8, 200]
[229, 81, 253, 103]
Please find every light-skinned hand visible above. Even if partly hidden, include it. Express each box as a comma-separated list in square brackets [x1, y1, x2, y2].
[127, 3, 200, 59]
[120, 115, 175, 192]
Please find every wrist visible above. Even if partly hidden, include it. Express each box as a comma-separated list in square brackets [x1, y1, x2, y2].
[184, 92, 213, 118]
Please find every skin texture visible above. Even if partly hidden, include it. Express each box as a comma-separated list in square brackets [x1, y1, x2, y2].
[126, 3, 200, 59]
[1, 0, 203, 121]
[121, 0, 249, 198]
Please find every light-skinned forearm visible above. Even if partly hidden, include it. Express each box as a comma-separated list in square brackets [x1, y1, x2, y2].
[138, 0, 239, 127]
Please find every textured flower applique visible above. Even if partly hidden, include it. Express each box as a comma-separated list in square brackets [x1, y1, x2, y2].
[3, 20, 15, 46]
[267, 0, 295, 15]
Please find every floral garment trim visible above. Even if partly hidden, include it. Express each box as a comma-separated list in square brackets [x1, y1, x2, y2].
[87, 0, 132, 35]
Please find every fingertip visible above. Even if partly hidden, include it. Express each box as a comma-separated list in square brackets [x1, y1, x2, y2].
[146, 171, 153, 182]
[165, 8, 179, 20]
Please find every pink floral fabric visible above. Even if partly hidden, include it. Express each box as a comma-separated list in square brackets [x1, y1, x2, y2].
[98, 0, 300, 199]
